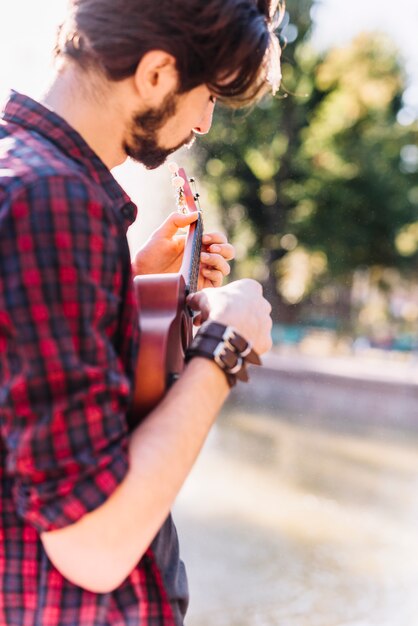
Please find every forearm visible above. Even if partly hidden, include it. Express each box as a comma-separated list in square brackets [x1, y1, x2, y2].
[41, 357, 229, 592]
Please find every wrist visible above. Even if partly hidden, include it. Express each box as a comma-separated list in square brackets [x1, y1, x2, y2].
[185, 356, 231, 392]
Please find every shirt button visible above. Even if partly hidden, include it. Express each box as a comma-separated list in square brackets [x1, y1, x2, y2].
[121, 203, 137, 223]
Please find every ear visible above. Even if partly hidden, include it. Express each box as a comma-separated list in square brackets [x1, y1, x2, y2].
[133, 51, 178, 106]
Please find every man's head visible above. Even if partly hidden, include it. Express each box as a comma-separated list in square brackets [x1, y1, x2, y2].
[56, 0, 283, 104]
[54, 0, 284, 168]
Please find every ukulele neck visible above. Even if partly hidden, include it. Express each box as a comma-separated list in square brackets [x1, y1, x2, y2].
[176, 167, 203, 295]
[182, 212, 203, 294]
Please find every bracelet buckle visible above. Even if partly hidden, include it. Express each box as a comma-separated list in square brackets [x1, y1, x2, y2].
[186, 322, 261, 387]
[222, 326, 252, 357]
[213, 341, 243, 375]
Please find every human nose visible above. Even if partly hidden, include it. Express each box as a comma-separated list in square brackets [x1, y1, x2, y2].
[193, 100, 216, 135]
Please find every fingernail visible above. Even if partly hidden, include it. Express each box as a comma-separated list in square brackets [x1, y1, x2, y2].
[210, 245, 221, 253]
[201, 253, 210, 261]
[202, 235, 211, 243]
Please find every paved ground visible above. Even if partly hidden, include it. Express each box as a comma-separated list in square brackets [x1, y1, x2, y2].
[174, 407, 418, 626]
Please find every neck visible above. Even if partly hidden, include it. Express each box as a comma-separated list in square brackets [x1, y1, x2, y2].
[41, 64, 129, 170]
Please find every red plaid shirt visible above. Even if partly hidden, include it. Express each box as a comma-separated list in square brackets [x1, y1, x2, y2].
[0, 92, 181, 625]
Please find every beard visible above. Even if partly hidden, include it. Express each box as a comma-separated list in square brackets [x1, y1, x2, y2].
[123, 91, 195, 170]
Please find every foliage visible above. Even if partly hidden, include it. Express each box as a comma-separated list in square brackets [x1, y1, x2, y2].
[290, 33, 418, 275]
[196, 0, 418, 324]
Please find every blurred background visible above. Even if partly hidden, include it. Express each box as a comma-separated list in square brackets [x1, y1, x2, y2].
[2, 1, 418, 624]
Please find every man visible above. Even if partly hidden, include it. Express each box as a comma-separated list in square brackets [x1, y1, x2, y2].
[0, 0, 282, 624]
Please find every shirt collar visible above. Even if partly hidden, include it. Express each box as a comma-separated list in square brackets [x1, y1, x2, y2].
[1, 90, 138, 225]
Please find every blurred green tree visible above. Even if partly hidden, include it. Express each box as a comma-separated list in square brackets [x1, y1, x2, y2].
[198, 0, 317, 320]
[197, 0, 418, 326]
[290, 34, 418, 276]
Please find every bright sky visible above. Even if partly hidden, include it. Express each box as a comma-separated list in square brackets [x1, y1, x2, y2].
[311, 0, 418, 113]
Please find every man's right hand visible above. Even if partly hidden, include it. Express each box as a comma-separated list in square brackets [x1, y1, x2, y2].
[187, 278, 273, 356]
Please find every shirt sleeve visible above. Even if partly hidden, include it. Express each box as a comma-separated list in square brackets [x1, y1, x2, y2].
[0, 175, 136, 533]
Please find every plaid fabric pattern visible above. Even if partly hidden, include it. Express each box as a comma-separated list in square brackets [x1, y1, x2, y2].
[0, 92, 177, 625]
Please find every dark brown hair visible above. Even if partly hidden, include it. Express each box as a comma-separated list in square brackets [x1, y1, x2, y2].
[55, 0, 284, 106]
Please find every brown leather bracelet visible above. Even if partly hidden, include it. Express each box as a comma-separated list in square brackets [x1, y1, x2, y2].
[185, 321, 261, 387]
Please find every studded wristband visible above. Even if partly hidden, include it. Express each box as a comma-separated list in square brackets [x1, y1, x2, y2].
[185, 321, 262, 387]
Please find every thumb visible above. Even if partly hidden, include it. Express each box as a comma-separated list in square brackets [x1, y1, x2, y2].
[154, 211, 198, 238]
[187, 291, 210, 324]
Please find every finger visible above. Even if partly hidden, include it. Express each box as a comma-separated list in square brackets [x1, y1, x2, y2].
[202, 232, 228, 246]
[204, 242, 235, 261]
[154, 211, 198, 238]
[191, 309, 210, 326]
[186, 292, 210, 318]
[201, 269, 224, 288]
[201, 253, 231, 276]
[192, 313, 203, 327]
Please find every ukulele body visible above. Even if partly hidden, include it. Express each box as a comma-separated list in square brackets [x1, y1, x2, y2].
[130, 272, 193, 424]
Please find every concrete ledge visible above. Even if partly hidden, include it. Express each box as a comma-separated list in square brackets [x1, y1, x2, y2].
[228, 352, 418, 433]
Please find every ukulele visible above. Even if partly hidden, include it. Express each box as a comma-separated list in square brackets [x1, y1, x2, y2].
[129, 164, 203, 425]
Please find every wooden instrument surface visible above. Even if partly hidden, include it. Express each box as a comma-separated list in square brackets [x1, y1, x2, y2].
[129, 167, 202, 425]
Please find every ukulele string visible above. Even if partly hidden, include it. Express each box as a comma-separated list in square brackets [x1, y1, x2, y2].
[168, 162, 203, 295]
[187, 177, 204, 294]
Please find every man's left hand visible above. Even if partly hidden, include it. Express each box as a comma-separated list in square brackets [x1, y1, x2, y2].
[132, 211, 235, 289]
